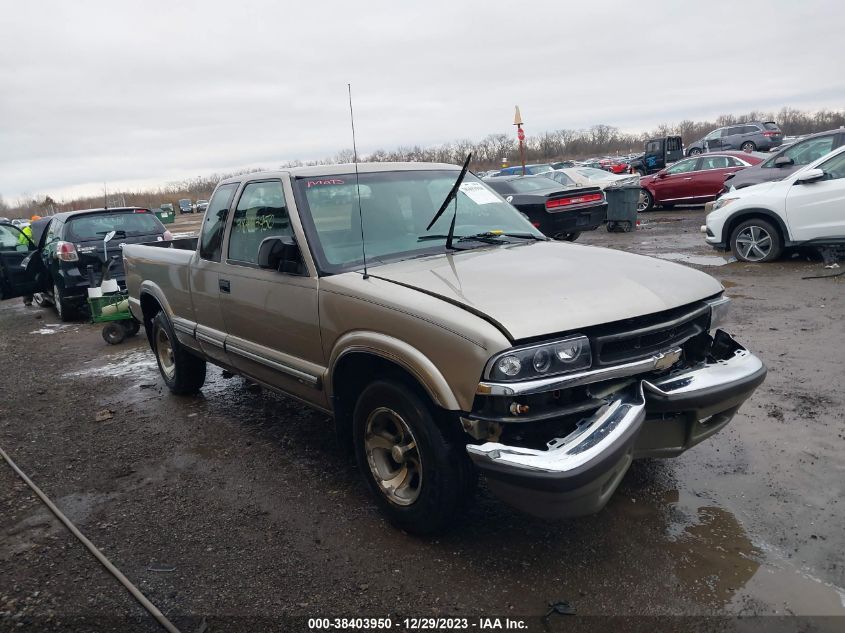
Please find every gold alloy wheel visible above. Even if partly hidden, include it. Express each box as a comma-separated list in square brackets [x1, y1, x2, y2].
[363, 407, 423, 507]
[155, 327, 176, 380]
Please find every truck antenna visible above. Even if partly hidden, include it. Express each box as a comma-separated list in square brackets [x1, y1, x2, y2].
[348, 83, 368, 279]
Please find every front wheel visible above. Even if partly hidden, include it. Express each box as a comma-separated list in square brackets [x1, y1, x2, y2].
[152, 311, 207, 394]
[637, 188, 654, 212]
[353, 380, 476, 535]
[102, 322, 126, 345]
[730, 218, 783, 263]
[687, 147, 702, 156]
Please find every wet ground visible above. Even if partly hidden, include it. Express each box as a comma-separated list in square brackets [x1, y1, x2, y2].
[1, 209, 844, 632]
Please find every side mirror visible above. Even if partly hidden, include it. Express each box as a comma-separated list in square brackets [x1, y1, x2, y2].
[656, 171, 667, 179]
[774, 155, 794, 168]
[794, 168, 825, 184]
[258, 235, 303, 274]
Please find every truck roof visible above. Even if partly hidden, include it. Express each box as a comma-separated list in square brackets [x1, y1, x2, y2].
[218, 162, 460, 185]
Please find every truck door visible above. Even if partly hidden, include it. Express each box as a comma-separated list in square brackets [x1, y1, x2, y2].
[218, 179, 326, 407]
[665, 136, 683, 164]
[189, 182, 239, 365]
[0, 224, 45, 300]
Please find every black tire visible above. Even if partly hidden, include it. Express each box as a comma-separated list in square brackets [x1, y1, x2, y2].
[687, 147, 702, 156]
[730, 218, 783, 263]
[124, 319, 141, 336]
[151, 311, 207, 394]
[638, 188, 654, 212]
[353, 379, 476, 535]
[553, 232, 580, 242]
[102, 322, 126, 345]
[53, 282, 77, 322]
[741, 141, 756, 153]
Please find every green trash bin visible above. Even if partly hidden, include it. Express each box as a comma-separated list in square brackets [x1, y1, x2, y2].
[605, 186, 639, 233]
[153, 208, 175, 225]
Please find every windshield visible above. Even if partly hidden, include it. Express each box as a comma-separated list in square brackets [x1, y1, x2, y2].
[65, 211, 164, 241]
[576, 167, 615, 180]
[294, 170, 541, 273]
[489, 177, 559, 194]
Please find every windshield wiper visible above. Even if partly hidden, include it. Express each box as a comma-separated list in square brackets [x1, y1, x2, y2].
[424, 153, 472, 249]
[458, 231, 547, 242]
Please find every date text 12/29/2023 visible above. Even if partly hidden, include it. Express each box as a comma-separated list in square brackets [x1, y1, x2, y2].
[307, 617, 529, 630]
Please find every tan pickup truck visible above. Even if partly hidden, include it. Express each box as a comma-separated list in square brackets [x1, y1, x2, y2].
[124, 162, 766, 535]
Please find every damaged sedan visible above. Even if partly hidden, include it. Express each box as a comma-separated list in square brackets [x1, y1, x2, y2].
[123, 162, 766, 535]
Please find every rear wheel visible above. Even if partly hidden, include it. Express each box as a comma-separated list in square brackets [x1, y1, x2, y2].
[125, 319, 141, 336]
[152, 311, 207, 394]
[637, 189, 654, 212]
[53, 282, 77, 322]
[741, 141, 756, 153]
[730, 218, 783, 263]
[553, 232, 581, 242]
[688, 147, 702, 156]
[353, 380, 476, 535]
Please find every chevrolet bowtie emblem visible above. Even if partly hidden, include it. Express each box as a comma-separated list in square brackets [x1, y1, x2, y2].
[653, 349, 682, 371]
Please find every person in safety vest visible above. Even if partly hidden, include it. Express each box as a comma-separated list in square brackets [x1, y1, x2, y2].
[18, 215, 41, 305]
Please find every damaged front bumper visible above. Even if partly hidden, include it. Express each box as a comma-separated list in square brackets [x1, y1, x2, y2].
[465, 331, 766, 519]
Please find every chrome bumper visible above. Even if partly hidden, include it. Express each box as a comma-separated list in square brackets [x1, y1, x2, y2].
[466, 331, 766, 518]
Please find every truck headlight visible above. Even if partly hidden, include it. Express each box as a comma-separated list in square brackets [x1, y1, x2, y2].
[706, 296, 731, 330]
[487, 335, 592, 382]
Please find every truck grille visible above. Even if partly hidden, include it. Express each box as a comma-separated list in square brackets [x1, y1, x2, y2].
[591, 304, 710, 366]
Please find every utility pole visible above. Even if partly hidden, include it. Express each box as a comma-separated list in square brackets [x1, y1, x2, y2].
[514, 106, 526, 176]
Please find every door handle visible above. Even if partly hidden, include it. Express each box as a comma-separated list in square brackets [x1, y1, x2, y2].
[219, 279, 230, 293]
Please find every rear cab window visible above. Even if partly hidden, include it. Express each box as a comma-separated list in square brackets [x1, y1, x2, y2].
[199, 183, 239, 261]
[65, 210, 164, 242]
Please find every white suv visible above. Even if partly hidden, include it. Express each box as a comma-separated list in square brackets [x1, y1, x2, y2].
[704, 146, 845, 262]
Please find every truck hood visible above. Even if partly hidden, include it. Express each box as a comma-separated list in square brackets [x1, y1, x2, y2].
[369, 241, 723, 341]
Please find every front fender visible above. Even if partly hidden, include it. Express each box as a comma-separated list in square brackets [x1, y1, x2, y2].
[326, 331, 462, 411]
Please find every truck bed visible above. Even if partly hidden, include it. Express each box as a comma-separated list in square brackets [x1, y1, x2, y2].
[123, 239, 197, 324]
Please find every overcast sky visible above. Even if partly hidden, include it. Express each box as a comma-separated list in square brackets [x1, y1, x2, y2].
[1, 0, 842, 202]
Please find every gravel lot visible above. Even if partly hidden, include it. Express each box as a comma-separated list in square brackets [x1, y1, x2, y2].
[1, 209, 843, 632]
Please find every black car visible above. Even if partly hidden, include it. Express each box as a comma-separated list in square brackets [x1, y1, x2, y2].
[15, 207, 171, 320]
[0, 222, 40, 301]
[485, 175, 606, 241]
[178, 198, 193, 214]
[721, 128, 845, 194]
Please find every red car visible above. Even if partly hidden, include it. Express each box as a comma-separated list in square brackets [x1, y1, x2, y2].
[638, 151, 764, 211]
[599, 158, 629, 174]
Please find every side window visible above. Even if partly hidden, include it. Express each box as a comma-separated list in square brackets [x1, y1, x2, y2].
[0, 225, 31, 251]
[704, 129, 721, 141]
[45, 220, 61, 244]
[199, 183, 238, 262]
[818, 152, 845, 180]
[666, 158, 699, 174]
[789, 136, 836, 165]
[699, 156, 729, 170]
[726, 157, 746, 167]
[227, 180, 291, 265]
[646, 141, 660, 153]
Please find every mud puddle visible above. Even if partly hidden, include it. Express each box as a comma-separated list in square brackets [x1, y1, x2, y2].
[626, 489, 845, 615]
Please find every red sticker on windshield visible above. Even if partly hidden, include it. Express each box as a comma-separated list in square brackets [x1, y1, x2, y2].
[306, 179, 345, 188]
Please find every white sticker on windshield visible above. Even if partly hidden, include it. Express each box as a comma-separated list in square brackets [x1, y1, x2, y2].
[459, 182, 500, 205]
